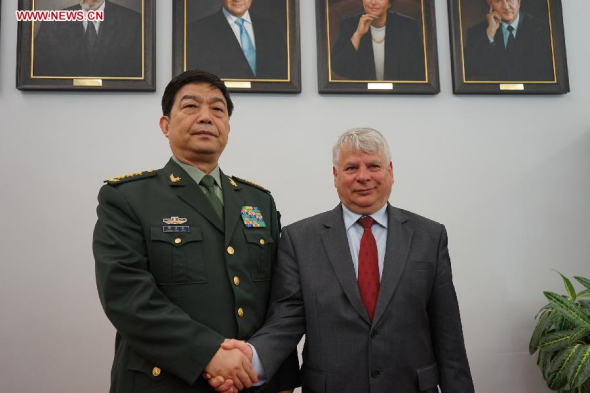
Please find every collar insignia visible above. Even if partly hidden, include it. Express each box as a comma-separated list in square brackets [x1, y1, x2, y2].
[169, 173, 182, 183]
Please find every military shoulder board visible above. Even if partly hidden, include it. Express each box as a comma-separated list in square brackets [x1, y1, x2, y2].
[105, 170, 156, 185]
[231, 176, 270, 193]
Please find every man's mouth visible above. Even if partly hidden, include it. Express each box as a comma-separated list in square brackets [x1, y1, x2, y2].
[356, 188, 374, 196]
[191, 130, 216, 137]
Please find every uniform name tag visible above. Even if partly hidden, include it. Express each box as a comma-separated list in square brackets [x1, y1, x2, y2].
[163, 226, 190, 233]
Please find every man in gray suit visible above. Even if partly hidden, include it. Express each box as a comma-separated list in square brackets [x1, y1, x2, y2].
[210, 128, 474, 392]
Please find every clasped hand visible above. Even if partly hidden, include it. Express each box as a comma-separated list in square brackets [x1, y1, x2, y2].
[203, 339, 254, 393]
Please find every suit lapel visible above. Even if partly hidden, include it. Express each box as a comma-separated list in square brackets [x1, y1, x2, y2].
[495, 26, 506, 50]
[163, 159, 224, 233]
[93, 1, 118, 67]
[373, 204, 413, 324]
[321, 205, 371, 325]
[220, 172, 245, 246]
[383, 11, 395, 77]
[215, 10, 254, 77]
[360, 33, 377, 80]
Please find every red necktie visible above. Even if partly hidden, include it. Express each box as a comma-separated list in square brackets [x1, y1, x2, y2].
[357, 216, 380, 321]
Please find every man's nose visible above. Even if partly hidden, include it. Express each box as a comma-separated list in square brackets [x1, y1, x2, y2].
[356, 166, 371, 181]
[196, 107, 213, 123]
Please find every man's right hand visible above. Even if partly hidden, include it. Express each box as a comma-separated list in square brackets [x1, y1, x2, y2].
[220, 339, 253, 361]
[203, 347, 258, 391]
[486, 5, 502, 39]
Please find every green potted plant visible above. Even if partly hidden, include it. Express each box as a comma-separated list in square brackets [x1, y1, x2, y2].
[530, 272, 590, 392]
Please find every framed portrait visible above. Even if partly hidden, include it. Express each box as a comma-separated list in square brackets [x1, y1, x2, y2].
[173, 0, 301, 94]
[448, 0, 569, 94]
[17, 0, 155, 91]
[316, 0, 440, 94]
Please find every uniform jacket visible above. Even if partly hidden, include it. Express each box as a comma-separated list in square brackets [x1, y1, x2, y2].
[33, 0, 142, 77]
[249, 204, 474, 393]
[93, 159, 299, 393]
[331, 11, 425, 81]
[464, 12, 554, 81]
[186, 9, 288, 80]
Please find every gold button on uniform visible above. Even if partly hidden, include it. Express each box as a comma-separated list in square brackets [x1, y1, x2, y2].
[233, 276, 240, 286]
[259, 238, 266, 245]
[237, 307, 244, 317]
[152, 367, 161, 377]
[174, 238, 182, 244]
[227, 246, 235, 255]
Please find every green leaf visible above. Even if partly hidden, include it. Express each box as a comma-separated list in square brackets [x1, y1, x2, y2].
[545, 291, 590, 329]
[568, 345, 590, 388]
[578, 290, 590, 299]
[541, 330, 583, 353]
[580, 300, 590, 309]
[575, 276, 590, 290]
[556, 271, 578, 300]
[570, 328, 590, 345]
[548, 345, 581, 390]
[537, 303, 554, 318]
[539, 350, 553, 379]
[531, 309, 555, 354]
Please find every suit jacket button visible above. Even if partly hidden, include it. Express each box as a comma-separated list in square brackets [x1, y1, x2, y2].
[371, 329, 378, 338]
[233, 276, 240, 286]
[227, 246, 235, 255]
[152, 367, 161, 377]
[237, 307, 244, 317]
[371, 370, 381, 378]
[174, 238, 182, 244]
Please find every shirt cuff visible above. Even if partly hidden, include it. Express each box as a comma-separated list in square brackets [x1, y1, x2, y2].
[487, 35, 495, 43]
[248, 343, 267, 386]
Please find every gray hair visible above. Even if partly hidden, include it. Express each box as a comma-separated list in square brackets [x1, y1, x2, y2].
[332, 127, 392, 166]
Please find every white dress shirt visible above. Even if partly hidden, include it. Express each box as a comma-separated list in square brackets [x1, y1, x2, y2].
[370, 25, 386, 80]
[222, 7, 256, 50]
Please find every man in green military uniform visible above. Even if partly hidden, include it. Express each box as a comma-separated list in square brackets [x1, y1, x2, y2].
[93, 70, 299, 393]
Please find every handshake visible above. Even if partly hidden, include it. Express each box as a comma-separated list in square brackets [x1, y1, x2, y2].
[203, 339, 259, 393]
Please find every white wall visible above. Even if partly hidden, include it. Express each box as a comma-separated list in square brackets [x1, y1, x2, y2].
[1, 1, 589, 392]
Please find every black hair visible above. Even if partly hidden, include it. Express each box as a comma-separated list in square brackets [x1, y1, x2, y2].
[161, 69, 234, 117]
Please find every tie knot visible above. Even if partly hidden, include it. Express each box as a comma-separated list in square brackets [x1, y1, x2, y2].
[507, 25, 514, 33]
[200, 175, 216, 189]
[235, 18, 245, 27]
[358, 216, 375, 229]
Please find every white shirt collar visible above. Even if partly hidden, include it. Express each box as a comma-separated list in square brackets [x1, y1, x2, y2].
[502, 12, 520, 33]
[342, 203, 388, 231]
[222, 7, 252, 25]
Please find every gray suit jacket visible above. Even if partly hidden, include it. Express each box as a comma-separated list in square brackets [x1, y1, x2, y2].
[250, 203, 474, 393]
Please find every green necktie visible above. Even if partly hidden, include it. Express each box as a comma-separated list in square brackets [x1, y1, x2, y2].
[200, 175, 224, 221]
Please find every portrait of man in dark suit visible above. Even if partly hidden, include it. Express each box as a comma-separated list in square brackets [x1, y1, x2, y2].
[33, 0, 142, 78]
[329, 0, 426, 81]
[186, 0, 289, 80]
[463, 0, 555, 81]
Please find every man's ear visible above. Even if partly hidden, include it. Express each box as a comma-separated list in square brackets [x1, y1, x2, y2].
[159, 116, 170, 138]
[332, 166, 338, 187]
[389, 161, 394, 183]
